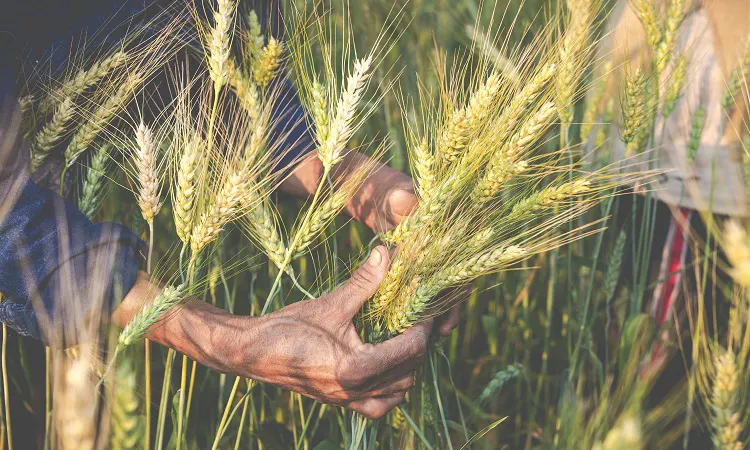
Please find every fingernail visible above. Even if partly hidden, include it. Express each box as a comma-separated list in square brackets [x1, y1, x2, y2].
[368, 247, 383, 267]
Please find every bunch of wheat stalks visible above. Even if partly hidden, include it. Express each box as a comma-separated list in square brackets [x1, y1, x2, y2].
[364, 0, 615, 338]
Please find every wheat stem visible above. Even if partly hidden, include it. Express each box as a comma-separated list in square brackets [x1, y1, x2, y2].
[1, 323, 11, 450]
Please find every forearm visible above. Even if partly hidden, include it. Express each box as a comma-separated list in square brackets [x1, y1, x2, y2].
[113, 271, 254, 376]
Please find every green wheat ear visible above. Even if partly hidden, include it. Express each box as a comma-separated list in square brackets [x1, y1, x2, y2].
[111, 350, 143, 450]
[118, 283, 186, 348]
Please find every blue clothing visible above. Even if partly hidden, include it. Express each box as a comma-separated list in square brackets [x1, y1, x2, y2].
[0, 0, 313, 342]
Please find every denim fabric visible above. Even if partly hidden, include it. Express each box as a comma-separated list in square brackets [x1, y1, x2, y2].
[0, 179, 145, 342]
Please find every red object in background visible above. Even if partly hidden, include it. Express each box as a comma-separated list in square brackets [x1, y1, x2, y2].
[642, 207, 692, 377]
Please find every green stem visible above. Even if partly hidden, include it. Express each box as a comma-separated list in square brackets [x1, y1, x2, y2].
[43, 348, 50, 450]
[262, 166, 331, 314]
[155, 349, 175, 450]
[2, 324, 11, 450]
[233, 383, 252, 450]
[144, 339, 151, 450]
[211, 376, 241, 450]
[147, 221, 155, 274]
[59, 165, 69, 198]
[176, 354, 188, 450]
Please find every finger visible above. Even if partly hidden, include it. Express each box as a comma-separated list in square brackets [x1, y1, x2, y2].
[334, 246, 389, 317]
[348, 395, 405, 420]
[367, 374, 415, 397]
[367, 317, 433, 372]
[438, 305, 461, 337]
[387, 188, 418, 226]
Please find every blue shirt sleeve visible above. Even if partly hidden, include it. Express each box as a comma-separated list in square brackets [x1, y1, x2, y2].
[0, 160, 145, 344]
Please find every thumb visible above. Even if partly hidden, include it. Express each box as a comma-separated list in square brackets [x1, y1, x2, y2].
[334, 246, 389, 317]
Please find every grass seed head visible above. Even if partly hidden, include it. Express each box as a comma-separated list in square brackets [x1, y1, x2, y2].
[134, 122, 161, 223]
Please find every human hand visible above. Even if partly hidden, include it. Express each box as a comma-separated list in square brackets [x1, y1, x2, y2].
[280, 150, 418, 233]
[236, 246, 432, 419]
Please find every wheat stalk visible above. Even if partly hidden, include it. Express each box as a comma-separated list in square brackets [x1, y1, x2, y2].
[134, 122, 162, 223]
[111, 354, 142, 450]
[30, 96, 76, 170]
[621, 68, 648, 155]
[724, 220, 750, 288]
[712, 351, 743, 450]
[174, 137, 201, 244]
[662, 55, 687, 118]
[227, 59, 260, 120]
[118, 284, 186, 348]
[473, 102, 556, 203]
[64, 74, 143, 169]
[78, 144, 110, 220]
[317, 56, 373, 171]
[58, 355, 97, 450]
[254, 37, 283, 88]
[39, 51, 128, 115]
[207, 0, 238, 90]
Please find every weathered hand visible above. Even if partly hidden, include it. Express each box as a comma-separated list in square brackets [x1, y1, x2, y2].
[238, 246, 431, 419]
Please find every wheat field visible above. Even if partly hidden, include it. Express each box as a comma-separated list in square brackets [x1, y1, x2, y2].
[1, 0, 750, 449]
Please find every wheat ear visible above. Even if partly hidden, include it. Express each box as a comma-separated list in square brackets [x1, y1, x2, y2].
[254, 37, 283, 88]
[30, 96, 76, 170]
[631, 0, 662, 52]
[620, 68, 648, 155]
[556, 0, 597, 123]
[492, 62, 556, 147]
[118, 284, 186, 347]
[111, 354, 142, 450]
[208, 0, 238, 90]
[724, 220, 750, 287]
[310, 79, 329, 144]
[712, 351, 743, 450]
[655, 0, 687, 73]
[473, 102, 556, 202]
[64, 74, 142, 168]
[174, 138, 200, 244]
[246, 198, 287, 268]
[722, 36, 750, 110]
[58, 356, 97, 450]
[662, 55, 687, 118]
[78, 144, 110, 220]
[388, 245, 528, 333]
[39, 51, 128, 114]
[594, 414, 643, 450]
[134, 122, 162, 222]
[412, 138, 435, 198]
[227, 59, 260, 120]
[440, 72, 502, 164]
[292, 188, 350, 258]
[190, 163, 251, 254]
[318, 56, 373, 171]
